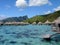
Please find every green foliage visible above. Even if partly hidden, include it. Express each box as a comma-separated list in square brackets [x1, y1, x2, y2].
[24, 10, 60, 23]
[1, 11, 60, 24]
[47, 11, 60, 22]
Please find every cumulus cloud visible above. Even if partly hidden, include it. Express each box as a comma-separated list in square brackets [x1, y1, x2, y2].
[15, 0, 51, 7]
[54, 6, 60, 11]
[45, 11, 51, 14]
[29, 0, 51, 6]
[16, 0, 27, 8]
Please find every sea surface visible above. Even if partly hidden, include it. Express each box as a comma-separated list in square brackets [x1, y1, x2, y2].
[0, 25, 60, 45]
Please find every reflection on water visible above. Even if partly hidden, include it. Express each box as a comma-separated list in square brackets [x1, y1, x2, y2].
[0, 25, 60, 45]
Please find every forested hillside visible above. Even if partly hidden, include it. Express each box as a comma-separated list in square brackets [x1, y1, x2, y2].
[24, 11, 60, 23]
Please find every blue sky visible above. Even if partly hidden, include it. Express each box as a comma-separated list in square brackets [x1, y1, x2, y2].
[0, 0, 60, 19]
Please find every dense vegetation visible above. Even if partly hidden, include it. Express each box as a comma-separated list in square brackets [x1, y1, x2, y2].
[0, 11, 60, 24]
[24, 10, 60, 24]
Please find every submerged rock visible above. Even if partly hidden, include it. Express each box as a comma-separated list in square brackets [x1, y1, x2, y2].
[0, 35, 3, 37]
[22, 33, 30, 38]
[15, 33, 23, 38]
[21, 42, 31, 45]
[0, 35, 3, 40]
[29, 40, 33, 42]
[0, 39, 9, 44]
[34, 29, 38, 31]
[11, 32, 16, 34]
[9, 41, 17, 44]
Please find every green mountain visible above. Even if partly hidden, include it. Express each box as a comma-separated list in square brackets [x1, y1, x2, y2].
[0, 11, 60, 24]
[24, 11, 60, 24]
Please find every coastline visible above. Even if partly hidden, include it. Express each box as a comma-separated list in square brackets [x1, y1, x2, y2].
[0, 22, 53, 25]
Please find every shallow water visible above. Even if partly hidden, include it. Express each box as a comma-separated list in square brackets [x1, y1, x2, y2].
[0, 25, 60, 45]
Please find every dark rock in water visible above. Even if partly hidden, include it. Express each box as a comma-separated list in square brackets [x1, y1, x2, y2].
[0, 40, 5, 44]
[9, 41, 17, 44]
[0, 35, 3, 37]
[58, 24, 60, 27]
[5, 32, 11, 34]
[0, 39, 9, 44]
[14, 32, 30, 38]
[0, 35, 3, 40]
[50, 33, 60, 42]
[46, 30, 49, 32]
[43, 38, 51, 42]
[30, 33, 39, 35]
[52, 38, 60, 42]
[10, 32, 23, 38]
[15, 33, 23, 38]
[15, 35, 22, 38]
[54, 39, 60, 42]
[21, 42, 31, 45]
[22, 33, 30, 38]
[29, 40, 33, 42]
[6, 32, 16, 34]
[34, 29, 38, 31]
[25, 30, 32, 33]
[11, 32, 16, 34]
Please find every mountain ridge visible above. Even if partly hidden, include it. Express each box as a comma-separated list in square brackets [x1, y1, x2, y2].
[0, 10, 60, 24]
[0, 15, 28, 22]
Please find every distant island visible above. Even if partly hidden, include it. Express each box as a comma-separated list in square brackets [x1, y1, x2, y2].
[0, 10, 60, 25]
[0, 15, 28, 22]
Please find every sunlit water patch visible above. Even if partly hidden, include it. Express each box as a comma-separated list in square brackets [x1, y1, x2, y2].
[0, 25, 60, 45]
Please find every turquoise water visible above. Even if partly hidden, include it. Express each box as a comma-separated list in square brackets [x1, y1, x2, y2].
[0, 25, 60, 45]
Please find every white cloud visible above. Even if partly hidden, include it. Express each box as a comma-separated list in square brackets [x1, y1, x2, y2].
[15, 0, 51, 8]
[29, 0, 51, 6]
[54, 6, 60, 11]
[16, 0, 27, 8]
[0, 15, 8, 20]
[45, 11, 51, 14]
